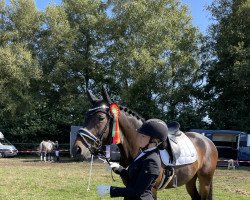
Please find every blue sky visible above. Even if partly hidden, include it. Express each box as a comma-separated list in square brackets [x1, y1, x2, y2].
[6, 0, 213, 33]
[181, 0, 213, 33]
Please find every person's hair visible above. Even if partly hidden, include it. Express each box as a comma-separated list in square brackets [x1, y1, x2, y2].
[149, 138, 167, 150]
[149, 138, 159, 145]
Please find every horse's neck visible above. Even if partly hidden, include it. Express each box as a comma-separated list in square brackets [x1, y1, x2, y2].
[41, 141, 54, 151]
[119, 112, 143, 164]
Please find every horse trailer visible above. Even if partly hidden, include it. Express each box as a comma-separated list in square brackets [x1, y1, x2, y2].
[191, 129, 250, 165]
[70, 126, 82, 157]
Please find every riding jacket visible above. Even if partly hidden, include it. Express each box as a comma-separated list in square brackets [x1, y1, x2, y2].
[110, 147, 161, 200]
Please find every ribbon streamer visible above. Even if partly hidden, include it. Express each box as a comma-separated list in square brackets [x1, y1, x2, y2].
[110, 103, 120, 144]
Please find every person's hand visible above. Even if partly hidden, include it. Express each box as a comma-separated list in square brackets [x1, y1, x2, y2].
[96, 185, 110, 196]
[109, 162, 123, 173]
[110, 162, 120, 170]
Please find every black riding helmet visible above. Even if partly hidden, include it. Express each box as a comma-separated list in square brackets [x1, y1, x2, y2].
[137, 119, 168, 141]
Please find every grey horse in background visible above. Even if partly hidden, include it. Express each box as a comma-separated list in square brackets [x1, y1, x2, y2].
[39, 140, 55, 162]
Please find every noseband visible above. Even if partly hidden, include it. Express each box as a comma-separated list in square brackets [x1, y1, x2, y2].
[77, 105, 113, 155]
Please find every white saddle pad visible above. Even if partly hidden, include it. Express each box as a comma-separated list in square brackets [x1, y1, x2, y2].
[160, 134, 197, 166]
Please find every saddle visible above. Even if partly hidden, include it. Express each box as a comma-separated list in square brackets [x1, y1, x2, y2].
[167, 121, 182, 163]
[158, 121, 197, 189]
[157, 122, 182, 189]
[160, 121, 197, 166]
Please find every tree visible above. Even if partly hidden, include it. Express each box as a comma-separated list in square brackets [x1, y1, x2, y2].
[103, 0, 202, 126]
[0, 0, 206, 142]
[0, 0, 42, 141]
[0, 45, 41, 116]
[205, 0, 250, 131]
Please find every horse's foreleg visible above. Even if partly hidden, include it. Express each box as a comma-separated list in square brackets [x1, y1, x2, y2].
[185, 174, 200, 200]
[44, 153, 47, 162]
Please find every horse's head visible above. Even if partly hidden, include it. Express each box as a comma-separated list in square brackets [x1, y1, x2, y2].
[72, 86, 114, 159]
[72, 86, 146, 164]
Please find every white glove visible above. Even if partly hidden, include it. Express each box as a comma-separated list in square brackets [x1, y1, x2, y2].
[96, 185, 110, 196]
[109, 162, 120, 170]
[109, 162, 123, 172]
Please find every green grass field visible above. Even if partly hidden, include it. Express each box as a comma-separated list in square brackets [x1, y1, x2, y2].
[0, 157, 249, 200]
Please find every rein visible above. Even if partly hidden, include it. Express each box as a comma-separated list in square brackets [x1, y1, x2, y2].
[78, 104, 118, 183]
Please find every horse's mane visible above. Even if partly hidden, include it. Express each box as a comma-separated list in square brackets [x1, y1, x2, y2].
[119, 105, 145, 122]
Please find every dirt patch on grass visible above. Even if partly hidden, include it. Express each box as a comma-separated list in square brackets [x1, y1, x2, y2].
[234, 189, 250, 196]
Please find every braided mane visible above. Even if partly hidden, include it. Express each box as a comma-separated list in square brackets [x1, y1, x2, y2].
[118, 105, 145, 122]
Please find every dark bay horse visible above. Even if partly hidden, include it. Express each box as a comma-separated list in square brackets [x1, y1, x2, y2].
[74, 86, 218, 200]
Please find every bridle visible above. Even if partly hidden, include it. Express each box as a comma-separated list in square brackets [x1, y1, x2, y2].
[77, 104, 119, 182]
[77, 104, 113, 156]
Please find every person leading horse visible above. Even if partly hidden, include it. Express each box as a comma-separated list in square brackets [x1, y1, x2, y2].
[97, 119, 168, 199]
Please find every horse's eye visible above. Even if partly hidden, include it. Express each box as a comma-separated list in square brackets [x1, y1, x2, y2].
[98, 115, 105, 121]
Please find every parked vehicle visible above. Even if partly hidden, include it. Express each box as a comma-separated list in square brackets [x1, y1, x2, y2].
[191, 129, 250, 165]
[0, 132, 18, 157]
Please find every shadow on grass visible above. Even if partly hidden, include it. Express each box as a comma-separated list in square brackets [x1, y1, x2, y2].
[21, 157, 85, 163]
[217, 166, 250, 171]
[18, 156, 105, 164]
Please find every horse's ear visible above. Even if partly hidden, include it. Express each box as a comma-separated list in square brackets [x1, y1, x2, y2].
[86, 89, 99, 104]
[102, 85, 112, 104]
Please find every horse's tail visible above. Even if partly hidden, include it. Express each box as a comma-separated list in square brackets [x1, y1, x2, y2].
[208, 180, 213, 200]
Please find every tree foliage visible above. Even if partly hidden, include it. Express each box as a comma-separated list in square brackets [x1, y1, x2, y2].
[205, 0, 250, 131]
[1, 0, 248, 143]
[102, 0, 202, 126]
